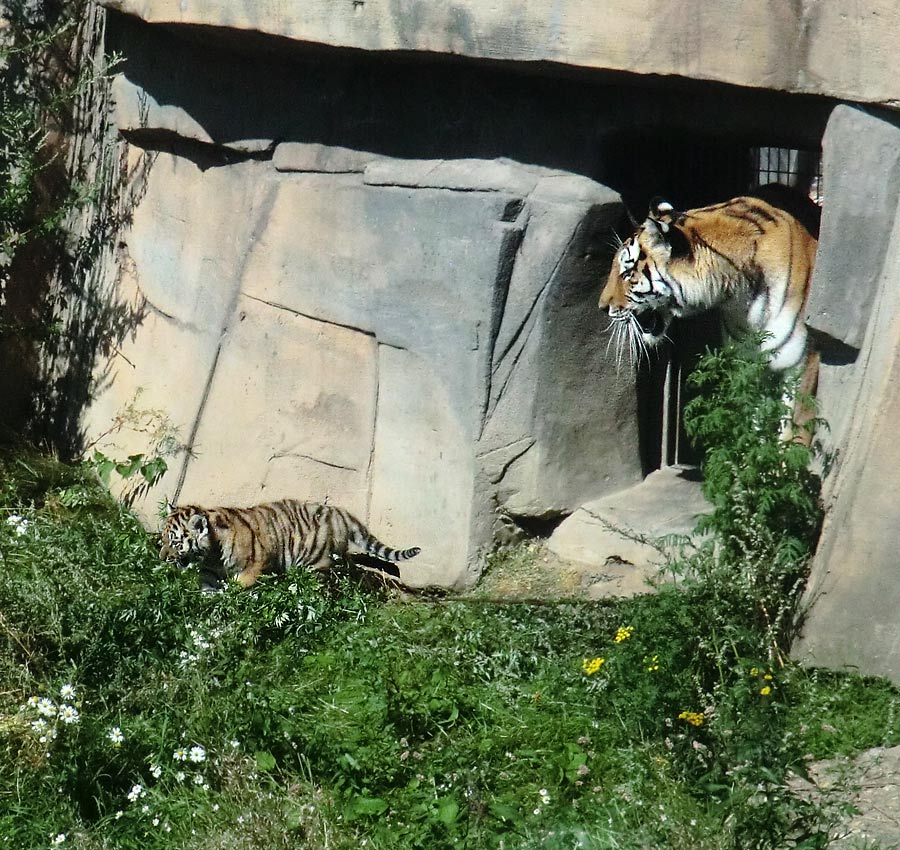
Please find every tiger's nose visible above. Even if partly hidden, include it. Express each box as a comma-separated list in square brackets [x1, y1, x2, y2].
[598, 283, 625, 311]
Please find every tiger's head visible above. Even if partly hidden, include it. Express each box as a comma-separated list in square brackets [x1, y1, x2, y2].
[599, 198, 689, 360]
[159, 504, 212, 568]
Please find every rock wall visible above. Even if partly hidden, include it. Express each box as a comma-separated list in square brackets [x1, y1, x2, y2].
[82, 15, 658, 588]
[100, 0, 900, 107]
[795, 106, 900, 682]
[71, 5, 900, 610]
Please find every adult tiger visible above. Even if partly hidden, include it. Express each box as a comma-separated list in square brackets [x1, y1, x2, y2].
[599, 189, 818, 372]
[598, 188, 820, 438]
[160, 498, 421, 591]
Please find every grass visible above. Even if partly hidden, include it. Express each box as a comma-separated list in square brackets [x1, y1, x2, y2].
[1, 448, 900, 849]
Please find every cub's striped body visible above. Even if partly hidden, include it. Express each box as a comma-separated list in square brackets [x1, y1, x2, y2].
[160, 499, 421, 590]
[599, 191, 818, 373]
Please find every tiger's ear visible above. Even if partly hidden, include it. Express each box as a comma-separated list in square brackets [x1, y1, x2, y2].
[647, 197, 692, 258]
[648, 197, 679, 230]
[188, 513, 208, 533]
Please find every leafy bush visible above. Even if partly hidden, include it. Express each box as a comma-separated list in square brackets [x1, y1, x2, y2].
[628, 336, 827, 846]
[684, 335, 822, 564]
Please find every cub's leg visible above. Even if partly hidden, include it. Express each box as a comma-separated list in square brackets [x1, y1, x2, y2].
[234, 557, 269, 589]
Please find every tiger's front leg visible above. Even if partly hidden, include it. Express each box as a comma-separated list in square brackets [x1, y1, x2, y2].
[234, 557, 269, 589]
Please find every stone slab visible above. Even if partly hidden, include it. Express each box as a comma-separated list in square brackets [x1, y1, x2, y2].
[363, 158, 554, 195]
[101, 0, 900, 107]
[806, 106, 900, 351]
[796, 188, 900, 684]
[177, 295, 377, 517]
[547, 466, 708, 591]
[83, 131, 638, 586]
[80, 153, 271, 511]
[481, 192, 641, 517]
[368, 345, 476, 589]
[273, 142, 376, 174]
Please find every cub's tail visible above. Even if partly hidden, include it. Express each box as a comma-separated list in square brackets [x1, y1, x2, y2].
[365, 537, 421, 562]
[349, 520, 420, 562]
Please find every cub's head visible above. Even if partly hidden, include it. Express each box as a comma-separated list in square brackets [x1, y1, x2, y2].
[599, 199, 689, 360]
[159, 504, 212, 568]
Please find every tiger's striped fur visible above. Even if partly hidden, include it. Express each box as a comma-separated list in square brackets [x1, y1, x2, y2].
[599, 192, 818, 373]
[160, 499, 421, 591]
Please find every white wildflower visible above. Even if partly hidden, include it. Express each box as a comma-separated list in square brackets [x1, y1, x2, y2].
[58, 705, 79, 724]
[108, 727, 124, 747]
[51, 834, 66, 845]
[127, 784, 142, 803]
[188, 745, 206, 763]
[150, 764, 162, 778]
[193, 774, 204, 786]
[175, 771, 185, 782]
[114, 811, 123, 820]
[173, 747, 188, 762]
[37, 698, 56, 717]
[26, 695, 40, 709]
[7, 514, 30, 535]
[59, 685, 75, 700]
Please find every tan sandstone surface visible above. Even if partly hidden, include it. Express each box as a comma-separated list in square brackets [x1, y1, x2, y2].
[101, 0, 900, 107]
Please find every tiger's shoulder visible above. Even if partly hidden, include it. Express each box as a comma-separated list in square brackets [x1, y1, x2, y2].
[642, 189, 818, 264]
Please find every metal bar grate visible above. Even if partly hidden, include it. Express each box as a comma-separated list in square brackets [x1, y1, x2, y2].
[751, 147, 823, 205]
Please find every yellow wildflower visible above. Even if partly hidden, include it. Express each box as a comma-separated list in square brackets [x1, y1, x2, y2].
[614, 625, 634, 643]
[582, 657, 605, 676]
[763, 673, 773, 681]
[644, 654, 660, 672]
[677, 711, 704, 727]
[749, 667, 759, 677]
[759, 686, 772, 696]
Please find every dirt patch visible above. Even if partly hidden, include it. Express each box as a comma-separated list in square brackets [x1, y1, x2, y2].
[791, 746, 900, 848]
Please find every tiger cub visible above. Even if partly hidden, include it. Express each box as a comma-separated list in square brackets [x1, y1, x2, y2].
[160, 499, 421, 591]
[599, 190, 818, 373]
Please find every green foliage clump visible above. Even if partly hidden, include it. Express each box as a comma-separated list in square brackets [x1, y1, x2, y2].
[606, 335, 829, 847]
[0, 5, 85, 305]
[678, 336, 823, 662]
[1, 339, 899, 850]
[684, 334, 822, 566]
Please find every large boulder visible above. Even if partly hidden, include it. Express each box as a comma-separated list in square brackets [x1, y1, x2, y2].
[795, 106, 900, 683]
[83, 140, 641, 589]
